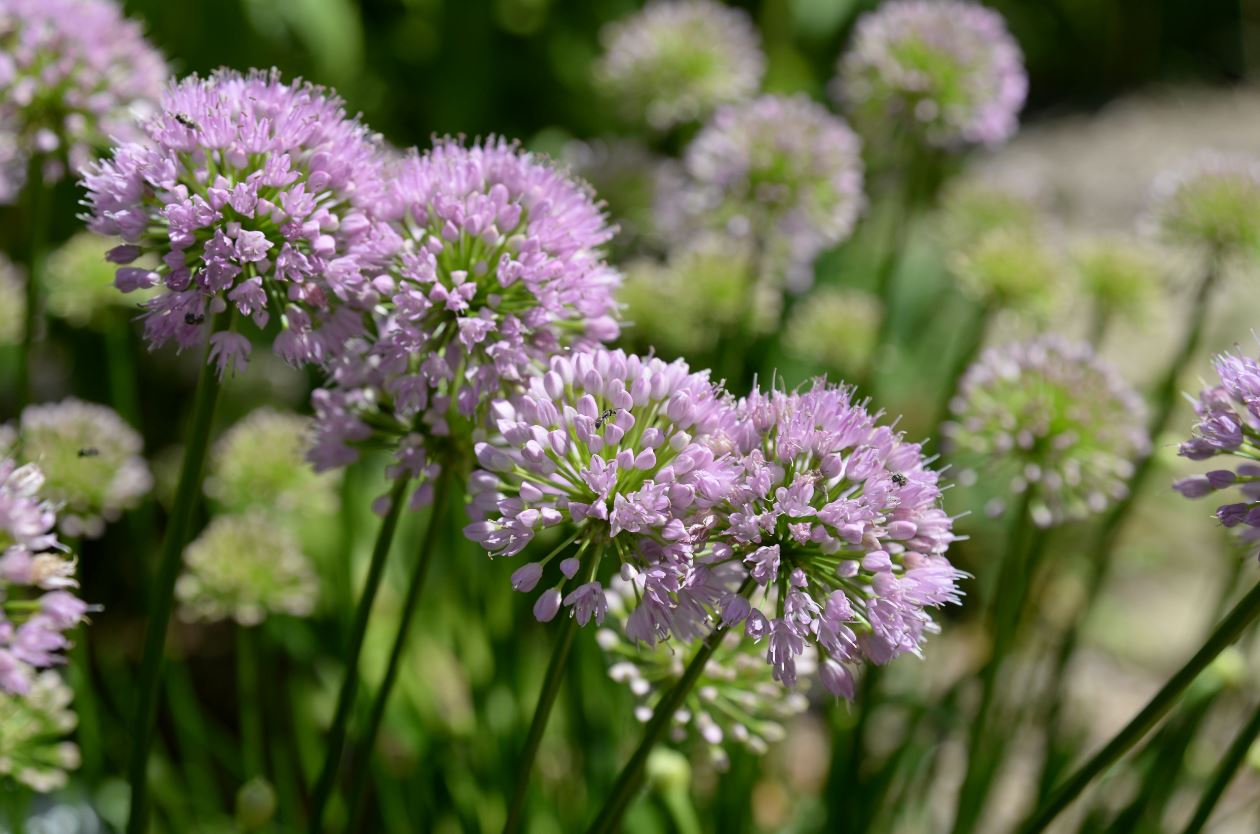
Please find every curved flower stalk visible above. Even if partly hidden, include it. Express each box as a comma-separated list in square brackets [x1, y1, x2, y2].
[682, 94, 865, 286]
[0, 456, 88, 696]
[833, 0, 1027, 152]
[11, 398, 152, 539]
[0, 671, 80, 792]
[81, 67, 393, 376]
[594, 0, 765, 131]
[0, 0, 166, 196]
[1175, 347, 1260, 557]
[944, 337, 1148, 528]
[598, 578, 810, 770]
[176, 513, 318, 626]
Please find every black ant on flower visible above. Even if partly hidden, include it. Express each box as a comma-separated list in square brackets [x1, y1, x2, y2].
[174, 113, 198, 131]
[891, 473, 908, 487]
[78, 448, 100, 458]
[184, 312, 205, 325]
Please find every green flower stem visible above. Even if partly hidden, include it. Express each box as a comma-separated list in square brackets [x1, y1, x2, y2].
[126, 312, 231, 834]
[1087, 303, 1111, 349]
[103, 314, 142, 429]
[1032, 253, 1221, 798]
[307, 473, 411, 834]
[1180, 697, 1260, 834]
[931, 300, 992, 439]
[951, 487, 1049, 834]
[1022, 579, 1260, 834]
[502, 536, 604, 834]
[238, 626, 265, 779]
[585, 578, 756, 834]
[344, 468, 455, 832]
[16, 166, 50, 409]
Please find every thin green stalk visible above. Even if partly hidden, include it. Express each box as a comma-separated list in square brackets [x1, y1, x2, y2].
[308, 474, 411, 834]
[238, 627, 265, 779]
[1022, 579, 1260, 834]
[126, 315, 230, 834]
[345, 469, 454, 831]
[1180, 698, 1260, 834]
[1087, 304, 1111, 349]
[861, 189, 914, 398]
[585, 579, 756, 834]
[17, 165, 50, 409]
[103, 315, 142, 429]
[502, 536, 603, 834]
[931, 301, 991, 439]
[951, 488, 1047, 834]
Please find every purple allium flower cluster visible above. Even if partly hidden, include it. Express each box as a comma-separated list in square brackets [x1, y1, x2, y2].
[81, 68, 393, 377]
[464, 348, 734, 630]
[833, 0, 1027, 150]
[945, 337, 1148, 527]
[1175, 347, 1260, 557]
[599, 577, 809, 769]
[595, 0, 765, 131]
[696, 381, 962, 698]
[683, 95, 865, 275]
[1143, 152, 1260, 258]
[0, 456, 88, 695]
[310, 138, 620, 507]
[0, 0, 167, 197]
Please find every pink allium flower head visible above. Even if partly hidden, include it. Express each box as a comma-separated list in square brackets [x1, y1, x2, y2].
[463, 348, 736, 631]
[0, 456, 86, 696]
[80, 68, 395, 376]
[309, 138, 621, 507]
[944, 337, 1148, 528]
[1176, 346, 1260, 560]
[833, 0, 1027, 150]
[595, 0, 766, 131]
[683, 95, 864, 284]
[0, 0, 167, 199]
[693, 381, 962, 698]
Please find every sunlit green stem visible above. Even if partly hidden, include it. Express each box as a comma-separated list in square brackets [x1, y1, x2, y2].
[1180, 697, 1260, 834]
[345, 469, 455, 831]
[307, 474, 411, 834]
[17, 166, 51, 408]
[1022, 579, 1260, 834]
[126, 312, 231, 834]
[585, 579, 756, 834]
[503, 535, 603, 834]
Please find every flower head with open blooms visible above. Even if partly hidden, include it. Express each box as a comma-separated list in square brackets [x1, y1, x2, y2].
[0, 456, 88, 695]
[464, 348, 734, 631]
[0, 0, 167, 197]
[0, 670, 79, 791]
[310, 138, 620, 508]
[205, 408, 336, 521]
[176, 513, 319, 626]
[0, 252, 22, 347]
[595, 0, 765, 131]
[833, 0, 1027, 150]
[1143, 152, 1260, 260]
[12, 398, 151, 539]
[598, 577, 809, 769]
[81, 68, 394, 377]
[683, 95, 864, 276]
[945, 337, 1148, 527]
[1175, 346, 1260, 559]
[690, 381, 961, 698]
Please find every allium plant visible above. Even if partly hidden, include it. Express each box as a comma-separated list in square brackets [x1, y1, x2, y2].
[833, 0, 1027, 150]
[949, 227, 1058, 314]
[311, 137, 620, 507]
[45, 232, 156, 328]
[945, 337, 1148, 527]
[81, 68, 392, 377]
[594, 0, 765, 131]
[683, 95, 865, 282]
[0, 0, 167, 196]
[783, 287, 881, 375]
[599, 578, 809, 769]
[0, 456, 87, 695]
[0, 670, 80, 791]
[176, 513, 318, 626]
[1144, 152, 1260, 259]
[466, 348, 733, 629]
[691, 381, 961, 697]
[205, 408, 335, 520]
[0, 252, 23, 346]
[1072, 236, 1162, 333]
[13, 398, 151, 539]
